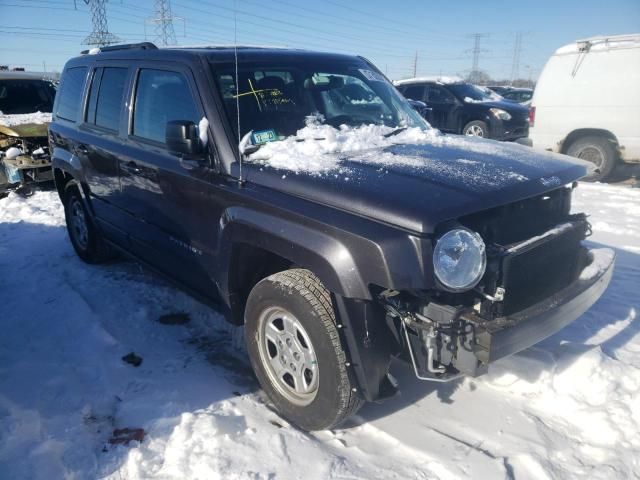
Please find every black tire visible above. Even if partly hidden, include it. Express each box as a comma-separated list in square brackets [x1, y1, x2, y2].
[566, 135, 618, 182]
[63, 183, 113, 264]
[245, 269, 363, 431]
[463, 120, 489, 138]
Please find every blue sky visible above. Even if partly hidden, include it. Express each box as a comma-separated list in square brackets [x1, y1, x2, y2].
[1, 0, 638, 80]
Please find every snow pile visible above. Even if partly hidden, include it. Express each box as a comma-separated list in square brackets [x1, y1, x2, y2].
[0, 181, 639, 479]
[245, 122, 584, 186]
[394, 76, 464, 86]
[247, 123, 440, 173]
[0, 111, 52, 127]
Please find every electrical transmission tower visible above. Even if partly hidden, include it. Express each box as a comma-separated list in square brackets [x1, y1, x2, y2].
[147, 0, 180, 46]
[79, 0, 121, 47]
[468, 33, 489, 84]
[510, 32, 523, 85]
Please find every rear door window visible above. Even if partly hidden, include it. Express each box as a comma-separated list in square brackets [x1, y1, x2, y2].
[86, 67, 128, 131]
[401, 85, 426, 101]
[132, 69, 200, 144]
[55, 66, 88, 122]
[426, 85, 456, 104]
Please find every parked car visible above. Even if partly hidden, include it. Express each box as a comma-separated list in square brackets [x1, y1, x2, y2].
[0, 72, 56, 195]
[50, 43, 614, 431]
[530, 33, 640, 181]
[487, 85, 511, 96]
[500, 88, 533, 105]
[395, 77, 530, 141]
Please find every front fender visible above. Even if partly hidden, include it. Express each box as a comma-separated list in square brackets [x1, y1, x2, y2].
[217, 206, 370, 301]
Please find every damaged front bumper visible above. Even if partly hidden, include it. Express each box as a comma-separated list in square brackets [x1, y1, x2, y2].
[387, 247, 615, 381]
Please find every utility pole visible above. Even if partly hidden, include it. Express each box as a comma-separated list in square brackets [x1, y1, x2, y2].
[468, 33, 489, 83]
[147, 0, 180, 46]
[510, 32, 523, 85]
[79, 0, 121, 47]
[412, 51, 418, 77]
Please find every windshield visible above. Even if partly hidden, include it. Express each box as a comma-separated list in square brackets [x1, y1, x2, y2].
[0, 79, 56, 114]
[447, 83, 495, 102]
[212, 60, 427, 144]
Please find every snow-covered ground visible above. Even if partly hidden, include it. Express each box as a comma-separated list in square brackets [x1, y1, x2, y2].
[0, 182, 638, 479]
[0, 111, 52, 127]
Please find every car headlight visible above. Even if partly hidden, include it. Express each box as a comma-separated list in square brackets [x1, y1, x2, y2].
[433, 229, 486, 291]
[489, 108, 511, 121]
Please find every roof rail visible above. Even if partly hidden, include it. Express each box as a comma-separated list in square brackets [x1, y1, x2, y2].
[81, 42, 158, 55]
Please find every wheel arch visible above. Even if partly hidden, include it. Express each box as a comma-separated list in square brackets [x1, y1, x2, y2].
[217, 207, 370, 325]
[560, 128, 620, 154]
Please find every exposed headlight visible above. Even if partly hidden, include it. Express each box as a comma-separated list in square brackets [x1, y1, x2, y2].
[489, 108, 512, 121]
[433, 229, 486, 291]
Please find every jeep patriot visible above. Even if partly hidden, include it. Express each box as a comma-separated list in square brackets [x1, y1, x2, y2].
[50, 43, 614, 431]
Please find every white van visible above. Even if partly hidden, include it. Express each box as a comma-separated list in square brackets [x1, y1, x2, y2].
[529, 34, 640, 181]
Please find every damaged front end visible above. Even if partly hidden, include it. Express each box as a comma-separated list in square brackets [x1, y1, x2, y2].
[381, 186, 615, 382]
[0, 122, 52, 195]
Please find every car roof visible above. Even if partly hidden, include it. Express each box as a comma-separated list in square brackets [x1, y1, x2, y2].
[555, 33, 640, 55]
[64, 44, 364, 68]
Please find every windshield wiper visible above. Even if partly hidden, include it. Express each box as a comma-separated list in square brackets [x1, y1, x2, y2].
[383, 127, 408, 138]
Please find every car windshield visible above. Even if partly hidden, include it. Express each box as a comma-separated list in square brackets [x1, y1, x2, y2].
[0, 79, 57, 114]
[212, 59, 427, 145]
[447, 83, 495, 102]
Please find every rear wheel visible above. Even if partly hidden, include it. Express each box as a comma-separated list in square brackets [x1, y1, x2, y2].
[245, 269, 363, 431]
[566, 135, 617, 182]
[63, 184, 113, 263]
[463, 120, 489, 138]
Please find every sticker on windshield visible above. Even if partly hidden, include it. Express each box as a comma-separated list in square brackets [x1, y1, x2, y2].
[359, 69, 386, 82]
[252, 129, 278, 145]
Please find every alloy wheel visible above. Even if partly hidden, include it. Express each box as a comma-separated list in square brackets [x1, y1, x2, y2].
[257, 306, 319, 406]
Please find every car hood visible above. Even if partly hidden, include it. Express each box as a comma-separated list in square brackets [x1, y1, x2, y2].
[243, 136, 589, 234]
[469, 100, 529, 114]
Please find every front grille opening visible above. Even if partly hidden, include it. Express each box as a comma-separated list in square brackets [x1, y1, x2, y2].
[460, 186, 573, 245]
[498, 222, 587, 316]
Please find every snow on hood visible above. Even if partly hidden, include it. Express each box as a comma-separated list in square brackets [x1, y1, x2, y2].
[0, 111, 52, 127]
[247, 124, 441, 173]
[245, 122, 587, 183]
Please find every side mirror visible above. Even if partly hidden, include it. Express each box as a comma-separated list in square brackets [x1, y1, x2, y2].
[166, 120, 202, 156]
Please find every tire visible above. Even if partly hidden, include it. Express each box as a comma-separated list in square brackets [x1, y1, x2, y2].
[566, 135, 618, 182]
[63, 183, 113, 264]
[463, 120, 489, 138]
[245, 269, 363, 431]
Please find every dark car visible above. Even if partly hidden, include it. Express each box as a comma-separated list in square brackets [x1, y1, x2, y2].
[50, 43, 614, 431]
[501, 88, 534, 104]
[487, 85, 512, 96]
[395, 78, 530, 141]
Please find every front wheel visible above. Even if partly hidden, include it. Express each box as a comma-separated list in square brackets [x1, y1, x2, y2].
[463, 120, 489, 138]
[245, 269, 363, 431]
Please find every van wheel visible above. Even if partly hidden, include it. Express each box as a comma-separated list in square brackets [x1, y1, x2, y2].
[245, 269, 363, 431]
[463, 120, 488, 138]
[63, 184, 113, 264]
[566, 136, 617, 182]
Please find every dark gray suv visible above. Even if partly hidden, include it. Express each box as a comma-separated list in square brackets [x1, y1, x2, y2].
[50, 43, 614, 431]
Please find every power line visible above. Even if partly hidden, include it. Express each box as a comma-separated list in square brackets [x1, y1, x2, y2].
[147, 0, 179, 46]
[510, 31, 523, 84]
[468, 33, 490, 83]
[78, 0, 121, 46]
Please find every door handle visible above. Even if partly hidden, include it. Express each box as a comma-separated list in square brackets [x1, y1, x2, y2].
[121, 161, 142, 175]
